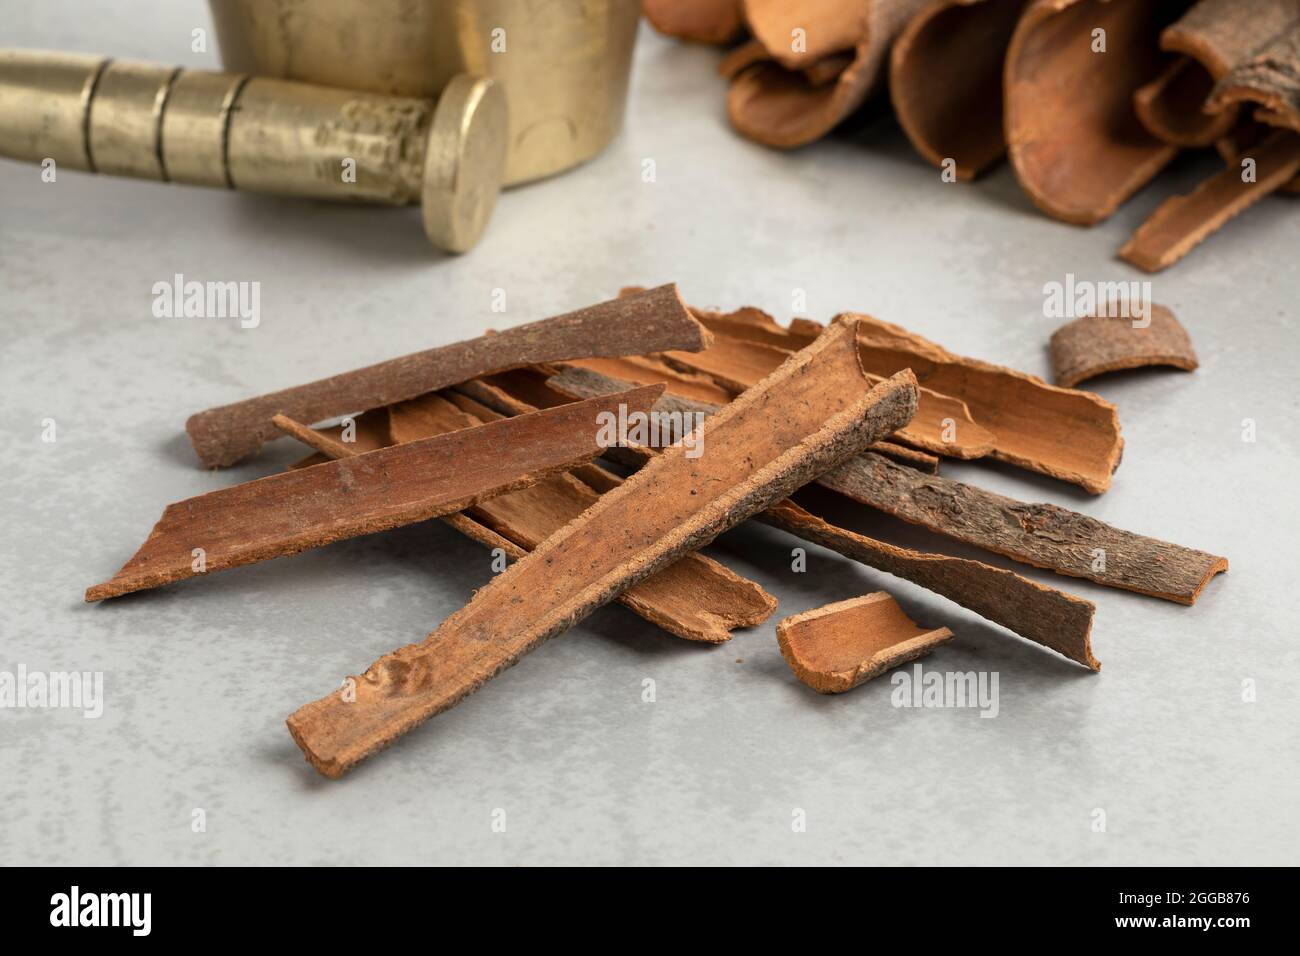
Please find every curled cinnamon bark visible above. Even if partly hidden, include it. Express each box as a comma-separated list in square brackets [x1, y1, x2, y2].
[1049, 306, 1199, 387]
[1208, 20, 1300, 131]
[1005, 0, 1188, 224]
[890, 0, 1033, 181]
[644, 0, 746, 44]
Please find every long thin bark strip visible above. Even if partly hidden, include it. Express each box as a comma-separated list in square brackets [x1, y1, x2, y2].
[548, 365, 1099, 666]
[386, 394, 778, 643]
[890, 0, 1033, 180]
[85, 388, 662, 602]
[1049, 306, 1199, 387]
[776, 591, 955, 693]
[286, 325, 920, 777]
[819, 452, 1227, 605]
[185, 284, 708, 468]
[1119, 130, 1300, 272]
[658, 329, 996, 458]
[843, 314, 1123, 493]
[761, 500, 1099, 668]
[1005, 0, 1184, 224]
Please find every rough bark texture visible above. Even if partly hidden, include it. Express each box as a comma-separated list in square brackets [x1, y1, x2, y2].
[776, 591, 955, 692]
[1206, 13, 1300, 131]
[842, 313, 1123, 493]
[643, 0, 745, 44]
[566, 354, 734, 405]
[657, 326, 996, 458]
[727, 0, 930, 148]
[1005, 0, 1188, 224]
[762, 500, 1099, 669]
[820, 452, 1228, 604]
[1049, 305, 1199, 386]
[890, 0, 1032, 180]
[1119, 130, 1300, 272]
[386, 393, 778, 643]
[286, 324, 920, 778]
[85, 388, 662, 602]
[184, 284, 708, 468]
[288, 408, 391, 469]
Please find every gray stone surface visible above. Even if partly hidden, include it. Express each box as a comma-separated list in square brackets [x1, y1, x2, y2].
[1, 3, 1296, 866]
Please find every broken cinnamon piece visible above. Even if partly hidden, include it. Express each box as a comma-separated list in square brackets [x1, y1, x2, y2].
[889, 0, 1032, 181]
[286, 326, 920, 777]
[762, 500, 1098, 669]
[86, 387, 662, 602]
[288, 409, 391, 469]
[844, 313, 1122, 492]
[659, 329, 996, 459]
[1206, 17, 1300, 132]
[1119, 130, 1300, 272]
[294, 397, 777, 645]
[1005, 0, 1184, 224]
[727, 0, 930, 148]
[643, 0, 745, 44]
[690, 303, 817, 349]
[744, 0, 867, 69]
[1049, 306, 1199, 387]
[776, 592, 955, 692]
[819, 452, 1227, 605]
[184, 284, 708, 468]
[567, 355, 734, 405]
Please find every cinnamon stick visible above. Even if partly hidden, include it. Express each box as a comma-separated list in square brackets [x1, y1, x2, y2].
[1049, 305, 1199, 387]
[1206, 14, 1300, 132]
[286, 325, 920, 777]
[819, 452, 1228, 605]
[184, 284, 708, 468]
[843, 313, 1123, 493]
[776, 592, 955, 693]
[889, 0, 1033, 181]
[643, 0, 745, 44]
[1005, 0, 1184, 224]
[85, 387, 662, 602]
[1119, 130, 1300, 272]
[761, 500, 1098, 669]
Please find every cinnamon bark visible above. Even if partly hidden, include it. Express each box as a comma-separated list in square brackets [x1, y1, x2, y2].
[761, 500, 1099, 669]
[1049, 306, 1199, 387]
[776, 591, 955, 692]
[727, 0, 931, 148]
[286, 326, 920, 777]
[1005, 0, 1187, 224]
[843, 313, 1123, 492]
[566, 355, 734, 405]
[85, 388, 663, 602]
[890, 0, 1033, 181]
[1119, 130, 1300, 272]
[184, 284, 708, 468]
[1206, 14, 1300, 132]
[643, 0, 745, 44]
[819, 452, 1228, 605]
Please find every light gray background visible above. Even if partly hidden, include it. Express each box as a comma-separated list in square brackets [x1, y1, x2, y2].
[2, 3, 1296, 866]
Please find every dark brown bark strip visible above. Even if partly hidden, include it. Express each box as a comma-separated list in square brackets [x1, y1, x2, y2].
[1049, 306, 1199, 387]
[776, 591, 955, 693]
[1119, 131, 1300, 272]
[86, 387, 662, 602]
[761, 500, 1099, 668]
[286, 325, 920, 777]
[819, 452, 1228, 605]
[184, 284, 708, 468]
[1206, 13, 1300, 131]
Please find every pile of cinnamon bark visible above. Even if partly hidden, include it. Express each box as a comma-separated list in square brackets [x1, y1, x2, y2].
[87, 285, 1226, 777]
[646, 0, 1300, 270]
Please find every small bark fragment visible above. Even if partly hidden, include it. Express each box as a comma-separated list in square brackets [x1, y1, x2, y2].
[1049, 305, 1199, 387]
[727, 0, 931, 148]
[185, 285, 708, 468]
[643, 0, 745, 44]
[1207, 17, 1300, 132]
[819, 452, 1228, 604]
[86, 388, 662, 602]
[286, 325, 920, 777]
[1005, 0, 1186, 224]
[1119, 130, 1300, 272]
[843, 313, 1123, 493]
[762, 500, 1098, 669]
[777, 592, 955, 693]
[890, 0, 1033, 180]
